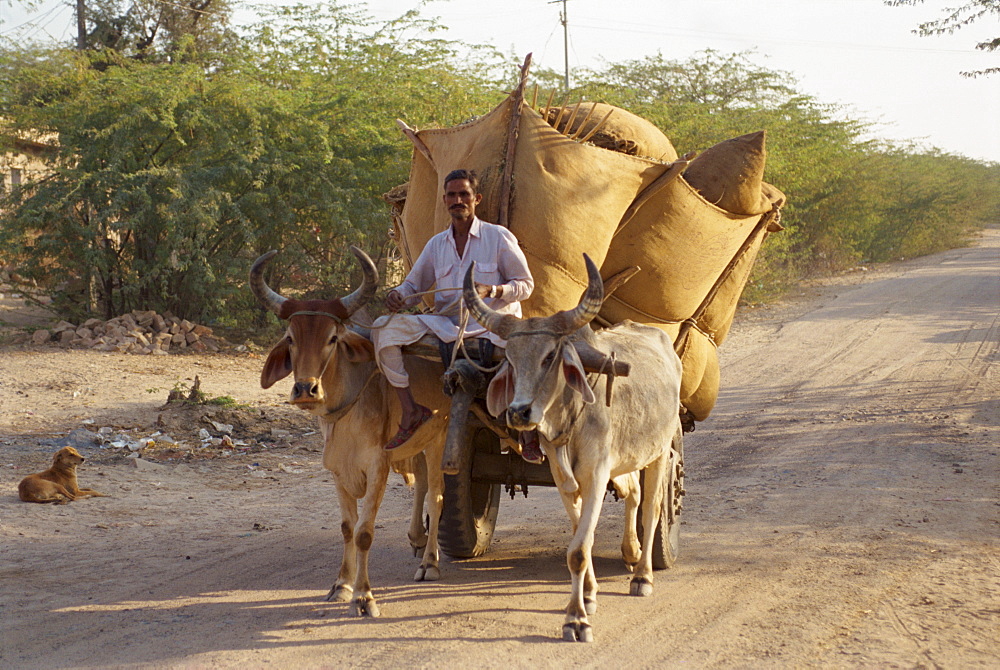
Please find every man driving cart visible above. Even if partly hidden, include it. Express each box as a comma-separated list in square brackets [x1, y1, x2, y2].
[373, 169, 539, 460]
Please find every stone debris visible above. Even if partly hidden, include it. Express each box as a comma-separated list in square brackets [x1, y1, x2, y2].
[49, 421, 293, 464]
[205, 419, 234, 435]
[31, 310, 225, 355]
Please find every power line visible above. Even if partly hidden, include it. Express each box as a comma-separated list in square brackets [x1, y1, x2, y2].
[571, 16, 984, 56]
[0, 0, 66, 36]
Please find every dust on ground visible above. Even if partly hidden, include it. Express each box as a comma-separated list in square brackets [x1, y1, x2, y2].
[1, 230, 997, 668]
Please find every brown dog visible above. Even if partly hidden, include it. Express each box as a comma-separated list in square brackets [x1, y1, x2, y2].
[18, 446, 106, 504]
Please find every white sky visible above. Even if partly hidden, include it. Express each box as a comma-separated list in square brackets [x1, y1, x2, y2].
[3, 0, 998, 162]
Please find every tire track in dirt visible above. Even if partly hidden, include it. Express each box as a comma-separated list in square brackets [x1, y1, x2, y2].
[2, 230, 997, 667]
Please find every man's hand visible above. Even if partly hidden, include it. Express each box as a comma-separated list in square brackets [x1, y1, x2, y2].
[386, 289, 406, 312]
[474, 282, 494, 299]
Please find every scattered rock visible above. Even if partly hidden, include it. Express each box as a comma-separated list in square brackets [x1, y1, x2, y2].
[40, 428, 100, 450]
[29, 309, 226, 355]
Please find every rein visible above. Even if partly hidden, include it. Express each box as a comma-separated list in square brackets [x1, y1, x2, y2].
[322, 367, 379, 422]
[287, 310, 348, 404]
[542, 346, 610, 447]
[289, 310, 344, 322]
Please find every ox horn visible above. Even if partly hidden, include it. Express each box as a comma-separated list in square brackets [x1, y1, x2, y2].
[339, 245, 379, 316]
[249, 250, 287, 316]
[462, 263, 519, 339]
[552, 253, 604, 335]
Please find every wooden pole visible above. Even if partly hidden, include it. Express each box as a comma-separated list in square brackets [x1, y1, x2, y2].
[497, 53, 532, 228]
[76, 0, 87, 50]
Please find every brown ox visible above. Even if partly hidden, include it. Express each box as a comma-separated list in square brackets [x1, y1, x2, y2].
[463, 254, 684, 642]
[251, 247, 450, 617]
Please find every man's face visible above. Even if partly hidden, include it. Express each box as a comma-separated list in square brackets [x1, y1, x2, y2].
[443, 178, 482, 222]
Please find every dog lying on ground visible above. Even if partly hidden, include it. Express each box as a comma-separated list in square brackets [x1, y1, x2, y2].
[18, 446, 106, 504]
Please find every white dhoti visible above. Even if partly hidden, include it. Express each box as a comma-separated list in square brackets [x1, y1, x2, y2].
[372, 312, 506, 388]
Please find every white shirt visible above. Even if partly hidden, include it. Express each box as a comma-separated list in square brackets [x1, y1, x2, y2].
[395, 217, 534, 322]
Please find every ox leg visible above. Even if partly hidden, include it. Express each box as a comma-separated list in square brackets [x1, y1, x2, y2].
[613, 472, 641, 572]
[555, 465, 600, 615]
[349, 461, 391, 617]
[325, 485, 358, 603]
[631, 455, 668, 598]
[407, 453, 430, 557]
[414, 442, 444, 582]
[562, 471, 609, 643]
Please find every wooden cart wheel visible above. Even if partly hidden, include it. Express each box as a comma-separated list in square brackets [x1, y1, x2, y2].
[438, 425, 502, 559]
[638, 433, 684, 570]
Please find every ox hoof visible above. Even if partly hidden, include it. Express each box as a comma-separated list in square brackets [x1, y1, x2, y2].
[623, 560, 638, 574]
[414, 565, 441, 582]
[584, 597, 597, 616]
[325, 585, 353, 603]
[629, 577, 654, 597]
[562, 622, 594, 643]
[349, 596, 381, 618]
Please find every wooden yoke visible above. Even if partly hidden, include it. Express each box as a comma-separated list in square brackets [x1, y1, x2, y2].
[401, 335, 630, 377]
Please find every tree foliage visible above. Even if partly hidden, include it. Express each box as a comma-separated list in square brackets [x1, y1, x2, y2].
[0, 4, 507, 325]
[556, 50, 1000, 297]
[887, 0, 1000, 77]
[1, 7, 997, 327]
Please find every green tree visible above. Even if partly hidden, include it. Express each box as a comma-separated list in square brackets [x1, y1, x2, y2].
[0, 4, 507, 327]
[82, 0, 237, 61]
[887, 0, 999, 77]
[550, 50, 1000, 295]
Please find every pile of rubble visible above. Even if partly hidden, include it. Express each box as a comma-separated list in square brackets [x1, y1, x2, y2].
[52, 420, 305, 465]
[30, 310, 225, 355]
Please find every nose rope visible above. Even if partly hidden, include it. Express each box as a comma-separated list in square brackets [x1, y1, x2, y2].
[508, 334, 569, 411]
[508, 336, 611, 446]
[450, 298, 504, 373]
[287, 311, 344, 396]
[322, 368, 380, 421]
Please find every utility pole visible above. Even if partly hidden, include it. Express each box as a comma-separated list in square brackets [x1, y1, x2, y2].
[76, 0, 86, 50]
[548, 0, 570, 93]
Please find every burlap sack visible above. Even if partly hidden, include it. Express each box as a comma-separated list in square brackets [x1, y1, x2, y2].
[392, 93, 783, 421]
[393, 101, 511, 278]
[396, 98, 671, 316]
[697, 183, 786, 345]
[676, 330, 721, 420]
[544, 102, 679, 162]
[683, 131, 770, 216]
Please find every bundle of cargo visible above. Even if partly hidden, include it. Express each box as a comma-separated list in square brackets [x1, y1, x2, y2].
[386, 55, 784, 423]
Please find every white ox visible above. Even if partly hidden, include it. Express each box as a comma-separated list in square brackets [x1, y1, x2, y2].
[251, 247, 449, 617]
[463, 254, 684, 642]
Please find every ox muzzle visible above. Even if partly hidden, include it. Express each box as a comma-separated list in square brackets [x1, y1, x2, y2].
[506, 402, 537, 431]
[291, 378, 323, 404]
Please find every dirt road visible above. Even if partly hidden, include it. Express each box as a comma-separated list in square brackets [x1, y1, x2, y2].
[1, 229, 997, 668]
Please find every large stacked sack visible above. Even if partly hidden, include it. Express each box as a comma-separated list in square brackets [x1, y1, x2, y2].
[388, 95, 784, 421]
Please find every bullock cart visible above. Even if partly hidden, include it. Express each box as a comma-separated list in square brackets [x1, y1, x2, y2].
[387, 54, 784, 564]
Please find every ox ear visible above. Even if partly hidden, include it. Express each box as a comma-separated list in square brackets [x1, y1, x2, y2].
[340, 330, 375, 363]
[562, 345, 596, 404]
[486, 361, 515, 417]
[261, 338, 293, 389]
